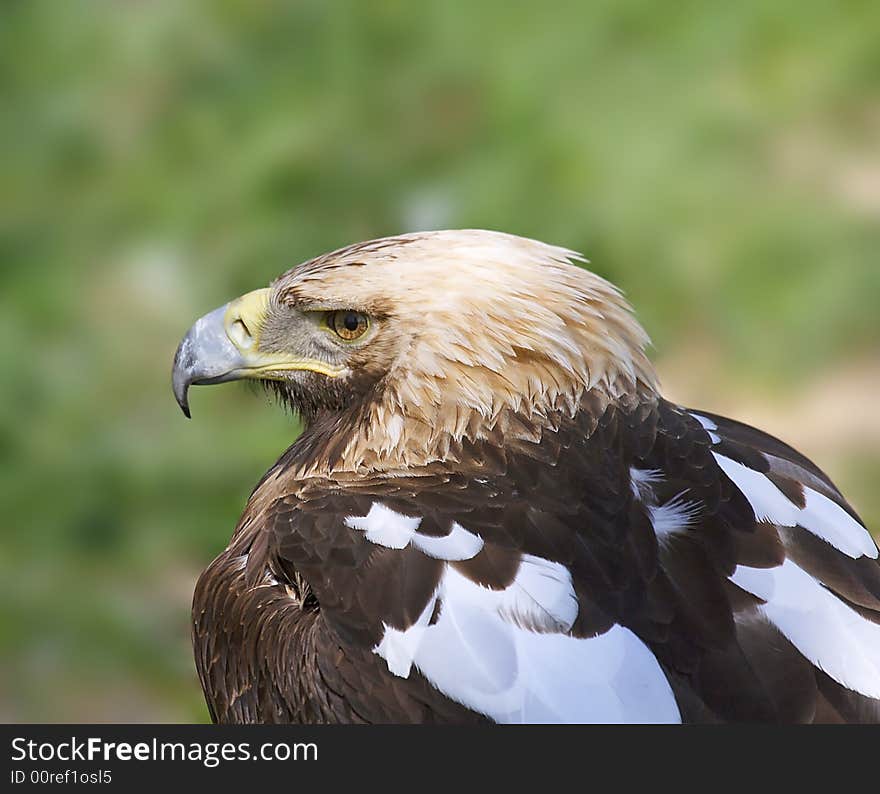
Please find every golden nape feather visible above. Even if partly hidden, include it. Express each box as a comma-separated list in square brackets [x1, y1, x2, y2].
[172, 229, 880, 724]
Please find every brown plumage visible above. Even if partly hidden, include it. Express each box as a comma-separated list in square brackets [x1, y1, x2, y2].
[172, 230, 880, 723]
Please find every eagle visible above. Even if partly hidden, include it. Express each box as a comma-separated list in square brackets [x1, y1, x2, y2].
[171, 229, 880, 724]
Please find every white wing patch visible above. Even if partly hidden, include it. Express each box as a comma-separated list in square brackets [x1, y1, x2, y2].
[345, 503, 484, 561]
[374, 599, 434, 678]
[690, 412, 721, 444]
[714, 453, 877, 560]
[345, 503, 420, 549]
[445, 554, 579, 633]
[630, 467, 663, 500]
[631, 468, 700, 540]
[648, 492, 701, 539]
[373, 553, 681, 724]
[799, 488, 878, 560]
[411, 522, 485, 562]
[731, 560, 880, 699]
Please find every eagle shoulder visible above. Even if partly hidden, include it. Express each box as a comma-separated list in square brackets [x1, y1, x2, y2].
[195, 397, 880, 723]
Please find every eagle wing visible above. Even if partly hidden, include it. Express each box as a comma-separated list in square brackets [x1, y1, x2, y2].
[257, 400, 880, 723]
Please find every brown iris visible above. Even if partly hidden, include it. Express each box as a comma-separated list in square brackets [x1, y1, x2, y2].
[327, 310, 369, 341]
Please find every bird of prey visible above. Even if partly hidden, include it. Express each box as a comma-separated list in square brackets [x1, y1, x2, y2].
[172, 229, 880, 724]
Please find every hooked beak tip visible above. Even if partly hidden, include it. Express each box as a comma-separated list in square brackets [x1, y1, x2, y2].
[172, 340, 195, 419]
[172, 369, 193, 418]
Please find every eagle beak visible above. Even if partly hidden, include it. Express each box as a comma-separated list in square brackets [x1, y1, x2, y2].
[172, 287, 347, 417]
[172, 288, 274, 418]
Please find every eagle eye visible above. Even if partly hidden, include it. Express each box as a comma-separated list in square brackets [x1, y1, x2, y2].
[326, 310, 369, 341]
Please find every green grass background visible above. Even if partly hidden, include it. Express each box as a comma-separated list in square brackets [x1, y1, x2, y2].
[2, 1, 878, 721]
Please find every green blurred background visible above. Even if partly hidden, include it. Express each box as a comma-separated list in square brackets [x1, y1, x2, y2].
[2, 1, 879, 722]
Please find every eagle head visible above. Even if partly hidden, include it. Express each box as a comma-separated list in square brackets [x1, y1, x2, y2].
[172, 230, 657, 471]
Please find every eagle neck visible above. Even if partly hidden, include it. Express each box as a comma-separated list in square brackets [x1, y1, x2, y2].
[288, 382, 658, 480]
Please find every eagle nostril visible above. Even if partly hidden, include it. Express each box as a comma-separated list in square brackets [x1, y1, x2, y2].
[228, 317, 254, 349]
